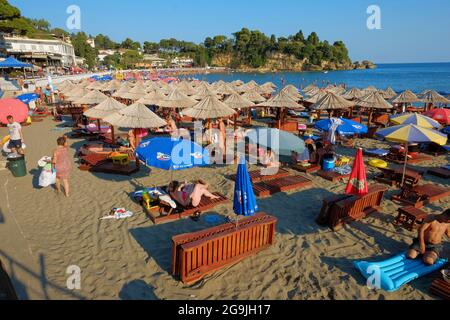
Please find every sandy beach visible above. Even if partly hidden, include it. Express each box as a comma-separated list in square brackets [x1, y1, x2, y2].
[0, 116, 448, 300]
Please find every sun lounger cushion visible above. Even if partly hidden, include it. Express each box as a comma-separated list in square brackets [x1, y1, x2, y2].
[354, 253, 448, 292]
[364, 148, 389, 157]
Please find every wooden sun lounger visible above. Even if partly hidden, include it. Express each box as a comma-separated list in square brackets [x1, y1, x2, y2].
[144, 192, 228, 224]
[391, 184, 450, 208]
[316, 184, 388, 231]
[291, 163, 321, 174]
[90, 161, 139, 176]
[78, 153, 110, 170]
[253, 175, 313, 198]
[430, 278, 450, 300]
[386, 153, 433, 164]
[374, 167, 423, 187]
[228, 168, 290, 183]
[317, 170, 350, 182]
[172, 212, 276, 284]
[427, 167, 450, 179]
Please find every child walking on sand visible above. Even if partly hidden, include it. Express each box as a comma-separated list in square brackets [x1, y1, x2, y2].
[52, 136, 72, 197]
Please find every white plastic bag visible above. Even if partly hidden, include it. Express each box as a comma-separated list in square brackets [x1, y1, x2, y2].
[39, 169, 56, 188]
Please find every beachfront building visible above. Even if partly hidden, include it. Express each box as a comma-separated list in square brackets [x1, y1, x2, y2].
[0, 34, 77, 73]
[98, 49, 117, 62]
[170, 56, 194, 68]
[140, 54, 167, 68]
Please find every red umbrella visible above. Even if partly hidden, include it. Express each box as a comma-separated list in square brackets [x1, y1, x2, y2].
[424, 108, 450, 125]
[0, 98, 29, 124]
[345, 148, 368, 196]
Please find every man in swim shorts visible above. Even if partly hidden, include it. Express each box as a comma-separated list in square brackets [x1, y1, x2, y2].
[6, 115, 24, 155]
[407, 209, 450, 265]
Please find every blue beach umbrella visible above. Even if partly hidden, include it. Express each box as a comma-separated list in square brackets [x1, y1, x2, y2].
[136, 137, 210, 171]
[16, 93, 39, 104]
[315, 117, 368, 135]
[247, 128, 305, 156]
[233, 157, 258, 217]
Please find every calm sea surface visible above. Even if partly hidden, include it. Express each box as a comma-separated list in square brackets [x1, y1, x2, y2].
[190, 63, 450, 95]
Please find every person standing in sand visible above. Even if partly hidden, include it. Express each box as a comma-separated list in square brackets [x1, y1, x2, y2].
[52, 136, 72, 197]
[6, 115, 24, 155]
[407, 210, 450, 265]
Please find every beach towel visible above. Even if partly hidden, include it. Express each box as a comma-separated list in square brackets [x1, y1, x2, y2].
[354, 253, 448, 292]
[100, 208, 134, 220]
[363, 148, 389, 157]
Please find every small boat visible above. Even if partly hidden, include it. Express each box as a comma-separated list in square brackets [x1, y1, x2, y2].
[323, 71, 329, 74]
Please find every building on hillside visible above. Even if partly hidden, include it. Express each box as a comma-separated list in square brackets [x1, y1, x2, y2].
[0, 34, 77, 73]
[141, 54, 167, 68]
[170, 56, 194, 68]
[86, 38, 96, 49]
[98, 49, 117, 62]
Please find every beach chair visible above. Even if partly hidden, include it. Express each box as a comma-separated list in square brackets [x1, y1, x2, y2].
[316, 184, 388, 231]
[430, 277, 450, 300]
[427, 166, 450, 179]
[172, 213, 277, 284]
[391, 184, 450, 208]
[252, 175, 313, 198]
[374, 167, 423, 187]
[143, 191, 228, 224]
[394, 206, 428, 231]
[291, 163, 321, 174]
[228, 168, 290, 183]
[317, 170, 350, 183]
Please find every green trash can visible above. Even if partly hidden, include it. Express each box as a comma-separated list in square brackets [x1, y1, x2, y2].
[7, 154, 27, 177]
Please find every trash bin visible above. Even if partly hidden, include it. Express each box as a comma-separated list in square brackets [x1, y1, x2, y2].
[322, 154, 336, 172]
[7, 154, 27, 177]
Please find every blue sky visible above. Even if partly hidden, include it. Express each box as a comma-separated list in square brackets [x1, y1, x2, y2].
[9, 0, 450, 63]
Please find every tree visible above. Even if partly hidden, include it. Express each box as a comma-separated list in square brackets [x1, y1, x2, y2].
[306, 32, 320, 46]
[27, 18, 50, 31]
[0, 0, 34, 35]
[71, 32, 98, 69]
[121, 38, 141, 50]
[143, 41, 159, 54]
[51, 28, 70, 38]
[95, 34, 118, 50]
[121, 50, 142, 69]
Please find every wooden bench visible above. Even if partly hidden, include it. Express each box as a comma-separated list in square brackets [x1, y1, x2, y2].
[394, 206, 428, 231]
[228, 168, 290, 183]
[391, 184, 450, 208]
[430, 278, 450, 300]
[374, 167, 423, 187]
[172, 212, 277, 284]
[291, 163, 321, 174]
[317, 170, 350, 183]
[253, 175, 313, 198]
[144, 193, 228, 224]
[316, 184, 388, 231]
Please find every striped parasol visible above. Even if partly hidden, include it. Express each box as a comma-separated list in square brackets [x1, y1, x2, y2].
[390, 113, 441, 129]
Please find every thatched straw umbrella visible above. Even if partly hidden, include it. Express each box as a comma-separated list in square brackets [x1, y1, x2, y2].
[83, 97, 126, 144]
[183, 93, 236, 120]
[380, 87, 397, 100]
[305, 90, 328, 104]
[242, 89, 267, 104]
[158, 88, 198, 109]
[121, 83, 147, 101]
[215, 83, 237, 96]
[256, 90, 303, 127]
[303, 84, 317, 92]
[104, 102, 167, 169]
[137, 90, 167, 106]
[391, 90, 422, 113]
[65, 87, 91, 103]
[224, 93, 256, 129]
[342, 87, 364, 100]
[191, 86, 218, 101]
[102, 80, 122, 92]
[310, 92, 354, 117]
[281, 85, 303, 101]
[177, 81, 197, 96]
[73, 90, 108, 105]
[303, 86, 320, 97]
[355, 91, 394, 124]
[419, 90, 450, 109]
[363, 85, 378, 93]
[231, 80, 244, 86]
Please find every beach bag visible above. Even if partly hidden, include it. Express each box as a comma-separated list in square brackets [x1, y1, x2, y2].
[39, 169, 56, 187]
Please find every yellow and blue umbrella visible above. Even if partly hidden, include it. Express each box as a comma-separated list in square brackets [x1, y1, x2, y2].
[233, 157, 258, 217]
[376, 124, 447, 146]
[376, 124, 447, 186]
[390, 113, 441, 129]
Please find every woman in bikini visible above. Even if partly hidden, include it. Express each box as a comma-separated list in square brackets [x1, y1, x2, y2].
[169, 180, 219, 208]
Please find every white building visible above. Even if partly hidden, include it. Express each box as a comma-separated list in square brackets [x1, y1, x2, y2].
[170, 56, 194, 68]
[142, 54, 167, 68]
[98, 49, 117, 62]
[86, 38, 96, 49]
[0, 34, 77, 71]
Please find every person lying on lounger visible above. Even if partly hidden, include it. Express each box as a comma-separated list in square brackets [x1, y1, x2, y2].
[407, 209, 450, 265]
[168, 180, 220, 208]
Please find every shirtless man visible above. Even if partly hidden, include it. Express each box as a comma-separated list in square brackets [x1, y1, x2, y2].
[169, 180, 219, 208]
[407, 210, 450, 265]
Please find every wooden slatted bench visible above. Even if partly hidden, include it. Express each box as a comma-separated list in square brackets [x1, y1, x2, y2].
[228, 168, 290, 182]
[172, 212, 277, 284]
[427, 167, 450, 179]
[430, 278, 450, 300]
[253, 175, 313, 198]
[317, 170, 350, 182]
[291, 163, 321, 174]
[145, 193, 228, 224]
[392, 184, 450, 208]
[317, 184, 388, 231]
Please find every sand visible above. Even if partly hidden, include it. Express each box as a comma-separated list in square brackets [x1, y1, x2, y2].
[0, 116, 448, 300]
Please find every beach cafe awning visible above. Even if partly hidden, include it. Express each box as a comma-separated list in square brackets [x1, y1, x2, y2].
[0, 57, 32, 69]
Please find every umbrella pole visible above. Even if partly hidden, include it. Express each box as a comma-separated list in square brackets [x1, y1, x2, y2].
[134, 128, 141, 170]
[97, 119, 101, 132]
[401, 143, 408, 187]
[111, 125, 115, 145]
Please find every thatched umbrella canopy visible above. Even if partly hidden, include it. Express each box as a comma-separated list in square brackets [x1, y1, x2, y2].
[59, 81, 77, 94]
[215, 83, 237, 96]
[159, 88, 198, 109]
[137, 90, 167, 106]
[420, 90, 450, 104]
[363, 85, 378, 93]
[103, 102, 167, 129]
[183, 93, 236, 120]
[305, 90, 328, 104]
[262, 81, 277, 89]
[121, 83, 147, 100]
[231, 80, 244, 86]
[380, 87, 397, 100]
[102, 80, 122, 92]
[391, 90, 422, 104]
[73, 90, 109, 105]
[256, 90, 303, 109]
[177, 81, 197, 96]
[242, 89, 267, 104]
[83, 97, 126, 119]
[303, 86, 320, 97]
[355, 91, 394, 110]
[191, 86, 218, 101]
[342, 87, 364, 100]
[303, 84, 317, 92]
[310, 92, 354, 112]
[86, 81, 103, 90]
[223, 93, 255, 109]
[65, 87, 91, 102]
[281, 85, 303, 100]
[326, 86, 346, 95]
[257, 84, 276, 95]
[112, 82, 133, 98]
